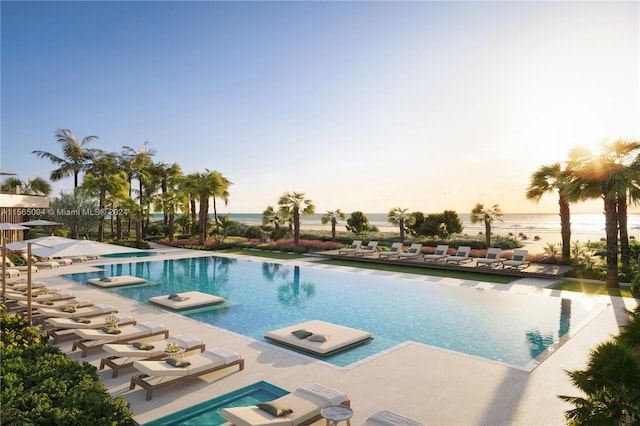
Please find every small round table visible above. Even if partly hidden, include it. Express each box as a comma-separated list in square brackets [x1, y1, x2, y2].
[321, 405, 353, 426]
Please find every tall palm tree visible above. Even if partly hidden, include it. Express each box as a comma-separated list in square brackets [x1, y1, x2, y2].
[153, 162, 183, 226]
[278, 192, 315, 246]
[567, 140, 640, 287]
[387, 207, 410, 243]
[181, 170, 231, 245]
[470, 203, 503, 248]
[321, 209, 346, 241]
[526, 163, 574, 260]
[122, 142, 157, 237]
[32, 129, 99, 188]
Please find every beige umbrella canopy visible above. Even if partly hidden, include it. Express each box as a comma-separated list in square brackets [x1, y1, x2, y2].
[0, 170, 16, 175]
[20, 220, 62, 226]
[28, 239, 143, 258]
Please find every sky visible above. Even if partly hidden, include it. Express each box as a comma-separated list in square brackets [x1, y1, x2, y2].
[1, 1, 639, 215]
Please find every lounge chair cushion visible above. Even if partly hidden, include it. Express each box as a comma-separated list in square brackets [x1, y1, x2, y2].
[102, 327, 122, 334]
[513, 255, 524, 261]
[256, 402, 294, 417]
[133, 342, 155, 350]
[291, 329, 313, 339]
[73, 317, 91, 324]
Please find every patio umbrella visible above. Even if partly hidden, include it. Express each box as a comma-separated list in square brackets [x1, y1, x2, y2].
[29, 239, 143, 258]
[20, 220, 62, 226]
[6, 236, 73, 251]
[0, 170, 16, 175]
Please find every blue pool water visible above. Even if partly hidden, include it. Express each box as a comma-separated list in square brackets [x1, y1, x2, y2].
[63, 256, 601, 368]
[101, 251, 162, 258]
[143, 381, 289, 425]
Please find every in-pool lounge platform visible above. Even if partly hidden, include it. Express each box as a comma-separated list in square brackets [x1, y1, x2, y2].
[87, 275, 147, 287]
[265, 320, 373, 356]
[149, 291, 226, 311]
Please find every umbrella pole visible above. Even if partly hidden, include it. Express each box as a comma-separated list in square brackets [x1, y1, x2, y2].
[27, 243, 32, 324]
[2, 231, 6, 305]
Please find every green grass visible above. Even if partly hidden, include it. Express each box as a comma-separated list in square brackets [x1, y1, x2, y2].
[553, 280, 636, 298]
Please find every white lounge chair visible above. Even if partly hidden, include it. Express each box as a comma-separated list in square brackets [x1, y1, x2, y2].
[445, 246, 472, 264]
[46, 313, 135, 344]
[72, 321, 169, 357]
[100, 334, 205, 378]
[503, 249, 530, 269]
[365, 410, 424, 426]
[338, 240, 362, 255]
[423, 245, 449, 262]
[4, 259, 38, 274]
[476, 248, 504, 268]
[379, 242, 403, 259]
[354, 241, 378, 256]
[130, 347, 244, 400]
[221, 382, 349, 426]
[397, 244, 422, 260]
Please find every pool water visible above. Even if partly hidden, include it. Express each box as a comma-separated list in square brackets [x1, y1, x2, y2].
[63, 256, 602, 368]
[143, 381, 289, 425]
[101, 251, 162, 258]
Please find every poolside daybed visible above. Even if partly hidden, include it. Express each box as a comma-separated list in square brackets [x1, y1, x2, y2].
[87, 275, 147, 287]
[130, 347, 244, 400]
[264, 320, 372, 356]
[46, 313, 135, 344]
[100, 334, 205, 378]
[365, 410, 424, 426]
[149, 291, 225, 311]
[72, 321, 169, 357]
[220, 382, 349, 426]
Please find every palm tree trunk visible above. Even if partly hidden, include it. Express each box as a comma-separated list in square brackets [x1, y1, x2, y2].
[168, 213, 175, 241]
[484, 219, 491, 248]
[604, 195, 619, 288]
[559, 196, 571, 260]
[617, 195, 630, 268]
[331, 220, 336, 240]
[198, 190, 208, 245]
[293, 208, 300, 246]
[399, 219, 405, 243]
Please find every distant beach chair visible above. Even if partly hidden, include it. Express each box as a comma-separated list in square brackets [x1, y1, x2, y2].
[397, 244, 422, 260]
[379, 242, 403, 259]
[476, 247, 504, 268]
[354, 241, 378, 256]
[445, 246, 472, 264]
[423, 245, 449, 262]
[503, 249, 530, 269]
[338, 240, 362, 255]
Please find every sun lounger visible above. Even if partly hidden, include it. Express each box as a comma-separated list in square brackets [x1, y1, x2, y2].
[3, 268, 21, 278]
[365, 410, 424, 426]
[39, 303, 117, 319]
[5, 259, 38, 274]
[46, 313, 135, 344]
[354, 241, 379, 256]
[445, 246, 472, 264]
[338, 240, 362, 255]
[149, 291, 225, 311]
[476, 247, 504, 268]
[423, 245, 449, 262]
[265, 320, 373, 356]
[503, 249, 530, 269]
[100, 334, 205, 378]
[4, 290, 75, 303]
[220, 382, 349, 426]
[87, 275, 147, 287]
[19, 297, 93, 311]
[397, 243, 422, 260]
[53, 258, 73, 266]
[72, 321, 169, 357]
[379, 242, 403, 259]
[130, 347, 244, 400]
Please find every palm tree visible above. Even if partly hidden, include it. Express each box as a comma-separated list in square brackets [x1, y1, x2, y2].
[387, 207, 410, 243]
[526, 163, 573, 260]
[153, 162, 183, 226]
[121, 142, 157, 237]
[32, 129, 99, 188]
[181, 170, 231, 245]
[321, 209, 346, 240]
[278, 192, 315, 246]
[262, 206, 283, 235]
[470, 203, 503, 248]
[567, 140, 640, 287]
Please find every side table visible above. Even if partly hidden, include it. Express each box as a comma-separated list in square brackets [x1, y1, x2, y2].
[321, 405, 353, 426]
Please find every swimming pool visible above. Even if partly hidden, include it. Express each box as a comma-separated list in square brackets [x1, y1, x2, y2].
[63, 256, 603, 368]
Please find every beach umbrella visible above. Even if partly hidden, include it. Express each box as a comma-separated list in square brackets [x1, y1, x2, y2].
[29, 239, 143, 258]
[0, 170, 16, 175]
[6, 236, 73, 251]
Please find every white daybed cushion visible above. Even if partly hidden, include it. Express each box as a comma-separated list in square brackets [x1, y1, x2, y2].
[265, 320, 372, 355]
[87, 275, 147, 287]
[149, 291, 225, 310]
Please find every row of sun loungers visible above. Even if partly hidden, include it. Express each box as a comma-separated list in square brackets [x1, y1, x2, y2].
[340, 241, 531, 269]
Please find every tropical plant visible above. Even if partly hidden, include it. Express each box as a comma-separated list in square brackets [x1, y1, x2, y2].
[278, 192, 315, 246]
[387, 207, 411, 243]
[121, 142, 158, 236]
[262, 206, 283, 235]
[48, 191, 100, 239]
[182, 170, 231, 245]
[567, 140, 640, 288]
[32, 129, 100, 188]
[527, 163, 574, 260]
[470, 203, 503, 248]
[543, 242, 560, 258]
[321, 209, 346, 241]
[346, 211, 371, 235]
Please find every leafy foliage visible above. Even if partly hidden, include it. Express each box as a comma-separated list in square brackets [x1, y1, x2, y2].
[0, 308, 133, 425]
[346, 211, 371, 234]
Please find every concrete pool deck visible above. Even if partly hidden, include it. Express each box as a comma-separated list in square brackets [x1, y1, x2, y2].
[19, 246, 639, 425]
